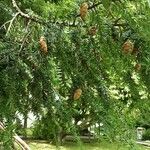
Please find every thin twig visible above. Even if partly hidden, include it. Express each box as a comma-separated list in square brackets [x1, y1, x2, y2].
[10, 0, 127, 29]
[12, 0, 44, 24]
[0, 20, 11, 30]
[88, 2, 102, 10]
[19, 21, 32, 53]
[12, 0, 30, 18]
[6, 12, 19, 36]
[113, 23, 127, 27]
[11, 0, 102, 27]
[19, 31, 31, 53]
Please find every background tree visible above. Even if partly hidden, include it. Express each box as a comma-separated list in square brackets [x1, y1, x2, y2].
[0, 0, 150, 149]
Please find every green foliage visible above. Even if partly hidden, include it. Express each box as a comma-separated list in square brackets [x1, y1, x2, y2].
[143, 129, 150, 140]
[33, 119, 55, 140]
[0, 122, 14, 150]
[0, 0, 150, 149]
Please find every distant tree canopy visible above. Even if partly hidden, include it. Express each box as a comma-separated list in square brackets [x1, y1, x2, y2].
[0, 0, 150, 149]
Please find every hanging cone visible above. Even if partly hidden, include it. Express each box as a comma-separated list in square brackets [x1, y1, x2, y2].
[80, 2, 88, 20]
[122, 39, 134, 54]
[73, 88, 82, 100]
[39, 36, 48, 53]
[135, 63, 141, 72]
[88, 26, 97, 36]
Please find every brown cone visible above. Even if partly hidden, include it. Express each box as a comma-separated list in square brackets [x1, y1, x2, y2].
[73, 88, 82, 100]
[122, 40, 134, 54]
[39, 36, 48, 53]
[80, 2, 88, 20]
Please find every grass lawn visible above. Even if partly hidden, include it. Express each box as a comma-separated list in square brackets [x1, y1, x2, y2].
[19, 129, 149, 149]
[26, 140, 149, 150]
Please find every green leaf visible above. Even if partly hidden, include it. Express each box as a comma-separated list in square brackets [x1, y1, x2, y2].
[102, 0, 111, 9]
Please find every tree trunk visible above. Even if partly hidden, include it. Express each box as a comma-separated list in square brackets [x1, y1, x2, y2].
[23, 113, 28, 138]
